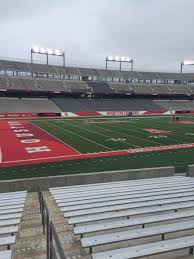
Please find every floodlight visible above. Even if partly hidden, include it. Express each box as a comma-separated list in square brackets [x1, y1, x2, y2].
[105, 55, 134, 71]
[183, 60, 194, 65]
[33, 46, 40, 53]
[54, 49, 61, 56]
[180, 60, 194, 73]
[40, 48, 46, 54]
[107, 56, 114, 61]
[126, 57, 132, 62]
[121, 56, 126, 61]
[115, 56, 120, 62]
[31, 46, 66, 66]
[47, 48, 53, 55]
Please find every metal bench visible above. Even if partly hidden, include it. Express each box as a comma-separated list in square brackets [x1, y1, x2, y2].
[64, 196, 194, 217]
[0, 250, 12, 259]
[0, 212, 22, 221]
[0, 191, 26, 197]
[0, 236, 16, 250]
[0, 199, 26, 207]
[74, 209, 194, 236]
[55, 185, 194, 207]
[54, 183, 194, 206]
[0, 193, 27, 201]
[51, 178, 193, 196]
[81, 220, 194, 253]
[0, 226, 18, 236]
[91, 235, 194, 259]
[68, 201, 194, 225]
[52, 181, 194, 201]
[50, 176, 185, 192]
[60, 191, 194, 212]
[0, 219, 21, 228]
[0, 204, 24, 211]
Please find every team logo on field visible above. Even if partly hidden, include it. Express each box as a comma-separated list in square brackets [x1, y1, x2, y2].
[144, 128, 173, 134]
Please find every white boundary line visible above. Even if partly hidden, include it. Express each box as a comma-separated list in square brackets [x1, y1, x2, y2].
[31, 121, 82, 154]
[2, 142, 194, 165]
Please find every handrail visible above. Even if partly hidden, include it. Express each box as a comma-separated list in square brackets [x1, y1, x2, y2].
[38, 186, 66, 259]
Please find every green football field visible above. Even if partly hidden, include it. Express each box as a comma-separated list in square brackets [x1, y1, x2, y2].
[1, 115, 194, 180]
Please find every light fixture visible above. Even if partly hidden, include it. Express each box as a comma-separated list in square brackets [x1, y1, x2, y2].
[183, 60, 194, 65]
[32, 46, 40, 53]
[106, 55, 134, 71]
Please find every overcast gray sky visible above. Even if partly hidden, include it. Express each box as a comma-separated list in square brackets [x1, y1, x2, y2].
[0, 0, 194, 72]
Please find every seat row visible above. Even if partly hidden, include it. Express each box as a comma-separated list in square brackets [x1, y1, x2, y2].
[0, 191, 27, 259]
[50, 176, 194, 259]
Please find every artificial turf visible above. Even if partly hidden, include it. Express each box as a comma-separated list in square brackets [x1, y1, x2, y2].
[1, 115, 194, 180]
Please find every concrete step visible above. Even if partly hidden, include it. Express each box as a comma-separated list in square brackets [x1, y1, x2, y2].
[13, 192, 46, 259]
[43, 191, 90, 259]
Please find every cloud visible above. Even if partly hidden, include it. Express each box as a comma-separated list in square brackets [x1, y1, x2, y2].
[0, 0, 194, 72]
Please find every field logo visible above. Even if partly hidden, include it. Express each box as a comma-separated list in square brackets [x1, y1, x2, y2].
[144, 128, 172, 134]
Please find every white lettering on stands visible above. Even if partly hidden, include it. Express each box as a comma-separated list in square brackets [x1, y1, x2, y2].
[21, 139, 40, 144]
[25, 146, 51, 153]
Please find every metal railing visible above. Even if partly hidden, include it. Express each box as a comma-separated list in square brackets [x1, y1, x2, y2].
[38, 186, 66, 259]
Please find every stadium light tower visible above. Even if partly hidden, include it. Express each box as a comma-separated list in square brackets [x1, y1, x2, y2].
[31, 46, 65, 66]
[105, 56, 133, 71]
[180, 60, 194, 74]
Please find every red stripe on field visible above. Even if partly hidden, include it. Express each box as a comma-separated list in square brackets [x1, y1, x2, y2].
[0, 120, 79, 166]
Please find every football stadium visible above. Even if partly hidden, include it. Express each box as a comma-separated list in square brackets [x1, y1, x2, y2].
[1, 1, 194, 258]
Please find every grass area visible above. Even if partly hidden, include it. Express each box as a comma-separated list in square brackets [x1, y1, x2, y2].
[33, 115, 194, 152]
[1, 115, 194, 180]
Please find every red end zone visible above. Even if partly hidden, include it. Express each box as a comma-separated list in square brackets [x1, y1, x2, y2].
[1, 120, 194, 167]
[0, 120, 80, 167]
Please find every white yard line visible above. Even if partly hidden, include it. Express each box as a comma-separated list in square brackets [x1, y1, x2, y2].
[47, 122, 113, 151]
[88, 123, 148, 148]
[108, 123, 171, 146]
[65, 120, 140, 148]
[32, 122, 81, 154]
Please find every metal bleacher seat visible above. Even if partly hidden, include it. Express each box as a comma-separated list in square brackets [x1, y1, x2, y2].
[81, 220, 194, 252]
[0, 250, 12, 259]
[0, 190, 27, 258]
[50, 176, 194, 258]
[74, 209, 194, 237]
[91, 235, 194, 259]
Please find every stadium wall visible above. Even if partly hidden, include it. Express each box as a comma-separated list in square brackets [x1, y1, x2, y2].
[0, 166, 174, 192]
[3, 110, 194, 118]
[61, 110, 174, 117]
[0, 112, 61, 118]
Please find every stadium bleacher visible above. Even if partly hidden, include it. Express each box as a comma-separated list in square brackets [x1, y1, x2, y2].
[0, 191, 27, 259]
[49, 176, 194, 258]
[0, 98, 61, 113]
